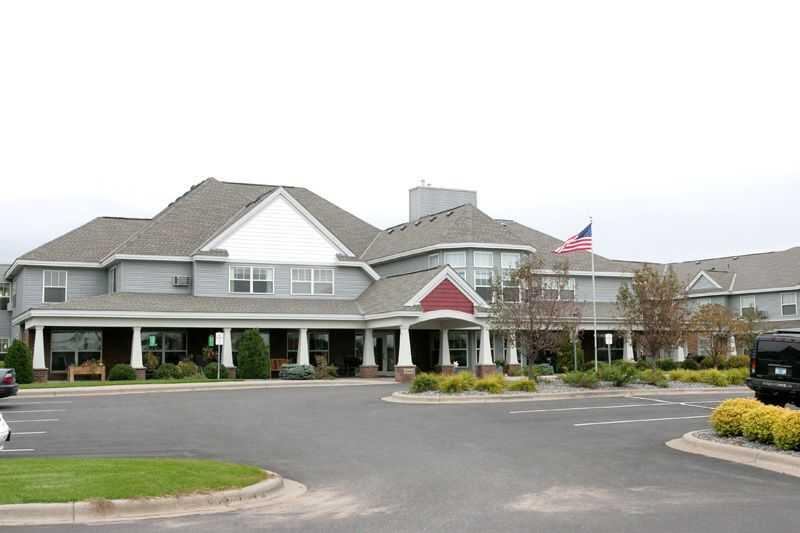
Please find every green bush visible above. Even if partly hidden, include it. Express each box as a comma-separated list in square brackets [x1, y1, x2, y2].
[742, 405, 785, 444]
[668, 369, 699, 383]
[710, 398, 762, 437]
[508, 378, 537, 392]
[597, 362, 638, 387]
[699, 369, 729, 387]
[656, 358, 677, 371]
[108, 364, 137, 381]
[773, 412, 800, 450]
[4, 340, 33, 384]
[681, 358, 700, 370]
[314, 363, 338, 379]
[556, 337, 585, 372]
[505, 366, 523, 377]
[204, 362, 221, 379]
[723, 367, 748, 385]
[409, 373, 442, 393]
[635, 358, 655, 370]
[532, 363, 554, 376]
[474, 374, 507, 394]
[236, 329, 269, 379]
[153, 363, 181, 379]
[562, 370, 599, 388]
[143, 352, 160, 372]
[439, 372, 477, 393]
[639, 368, 668, 387]
[279, 364, 315, 380]
[725, 355, 750, 369]
[176, 360, 201, 378]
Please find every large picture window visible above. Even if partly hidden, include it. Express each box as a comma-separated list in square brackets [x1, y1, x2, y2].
[230, 266, 274, 294]
[291, 268, 334, 295]
[141, 330, 187, 365]
[309, 332, 330, 365]
[448, 331, 469, 368]
[43, 270, 67, 303]
[50, 330, 102, 372]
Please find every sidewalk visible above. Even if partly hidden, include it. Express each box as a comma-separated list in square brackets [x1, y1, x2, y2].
[17, 378, 399, 398]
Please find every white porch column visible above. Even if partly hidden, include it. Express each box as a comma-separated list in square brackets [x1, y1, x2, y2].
[361, 329, 375, 367]
[623, 332, 634, 362]
[222, 328, 234, 368]
[397, 325, 413, 367]
[507, 334, 519, 366]
[439, 329, 451, 367]
[32, 325, 46, 370]
[674, 343, 687, 362]
[728, 335, 737, 357]
[130, 327, 144, 369]
[478, 327, 493, 366]
[297, 328, 310, 365]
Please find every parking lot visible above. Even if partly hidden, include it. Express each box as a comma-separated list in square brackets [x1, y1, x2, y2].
[2, 384, 799, 533]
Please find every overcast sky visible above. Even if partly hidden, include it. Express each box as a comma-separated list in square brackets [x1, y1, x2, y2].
[1, 1, 798, 265]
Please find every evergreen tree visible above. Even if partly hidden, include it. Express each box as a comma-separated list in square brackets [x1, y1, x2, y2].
[236, 329, 269, 379]
[5, 340, 34, 384]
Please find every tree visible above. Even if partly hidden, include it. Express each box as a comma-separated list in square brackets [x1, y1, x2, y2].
[490, 255, 581, 363]
[556, 332, 585, 372]
[739, 307, 767, 355]
[616, 265, 688, 359]
[5, 339, 33, 384]
[689, 303, 744, 362]
[236, 329, 269, 379]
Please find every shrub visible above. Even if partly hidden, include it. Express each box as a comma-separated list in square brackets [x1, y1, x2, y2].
[144, 352, 160, 372]
[108, 364, 137, 381]
[668, 369, 699, 383]
[153, 363, 181, 379]
[505, 366, 523, 377]
[636, 358, 656, 370]
[700, 369, 729, 387]
[532, 363, 554, 376]
[204, 362, 221, 379]
[439, 372, 477, 393]
[236, 329, 269, 379]
[598, 362, 638, 387]
[279, 364, 315, 380]
[314, 363, 338, 379]
[681, 358, 700, 370]
[4, 340, 33, 384]
[474, 374, 507, 394]
[723, 367, 748, 385]
[742, 405, 785, 443]
[710, 398, 762, 437]
[556, 337, 585, 372]
[725, 355, 750, 369]
[508, 378, 537, 392]
[639, 368, 668, 387]
[656, 358, 677, 371]
[409, 373, 441, 393]
[562, 370, 599, 388]
[176, 360, 201, 378]
[773, 412, 800, 450]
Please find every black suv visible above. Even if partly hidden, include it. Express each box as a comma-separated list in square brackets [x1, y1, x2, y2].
[747, 331, 800, 406]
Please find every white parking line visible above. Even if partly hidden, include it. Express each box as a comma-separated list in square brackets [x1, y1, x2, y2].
[574, 415, 709, 427]
[2, 400, 72, 405]
[509, 403, 674, 414]
[6, 418, 59, 423]
[3, 409, 65, 414]
[0, 448, 35, 453]
[12, 431, 47, 436]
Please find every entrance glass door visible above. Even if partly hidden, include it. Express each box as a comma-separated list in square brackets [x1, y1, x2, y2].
[373, 331, 396, 375]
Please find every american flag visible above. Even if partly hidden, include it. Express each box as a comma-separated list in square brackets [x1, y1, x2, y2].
[554, 223, 592, 254]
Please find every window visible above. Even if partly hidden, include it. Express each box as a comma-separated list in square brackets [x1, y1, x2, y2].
[448, 331, 468, 368]
[560, 278, 576, 300]
[444, 251, 466, 268]
[43, 270, 67, 303]
[474, 269, 494, 302]
[287, 331, 299, 363]
[501, 253, 521, 302]
[0, 338, 8, 354]
[50, 330, 102, 372]
[473, 251, 494, 268]
[309, 332, 330, 365]
[109, 267, 118, 293]
[541, 277, 575, 300]
[0, 282, 9, 298]
[291, 268, 334, 295]
[428, 253, 441, 268]
[229, 266, 274, 294]
[141, 330, 187, 364]
[740, 295, 756, 316]
[782, 293, 797, 316]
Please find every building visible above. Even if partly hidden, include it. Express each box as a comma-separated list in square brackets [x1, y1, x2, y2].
[1, 179, 798, 382]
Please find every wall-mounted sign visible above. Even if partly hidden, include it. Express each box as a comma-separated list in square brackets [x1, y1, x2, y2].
[148, 335, 157, 347]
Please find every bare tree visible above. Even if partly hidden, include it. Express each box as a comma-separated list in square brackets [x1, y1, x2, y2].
[738, 307, 767, 355]
[689, 303, 744, 360]
[490, 255, 582, 362]
[616, 265, 688, 359]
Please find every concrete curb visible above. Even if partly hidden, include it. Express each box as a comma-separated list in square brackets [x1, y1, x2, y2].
[18, 379, 397, 398]
[667, 430, 800, 478]
[383, 386, 751, 405]
[0, 470, 295, 526]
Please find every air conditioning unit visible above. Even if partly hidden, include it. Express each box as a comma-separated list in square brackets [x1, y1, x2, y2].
[172, 275, 192, 287]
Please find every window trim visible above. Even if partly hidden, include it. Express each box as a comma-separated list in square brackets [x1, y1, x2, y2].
[473, 251, 494, 269]
[781, 292, 797, 317]
[42, 270, 68, 303]
[229, 265, 275, 295]
[739, 295, 756, 315]
[443, 251, 467, 269]
[291, 267, 335, 296]
[428, 253, 441, 269]
[474, 268, 494, 303]
[109, 266, 118, 293]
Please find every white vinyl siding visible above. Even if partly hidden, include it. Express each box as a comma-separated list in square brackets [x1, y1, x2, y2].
[42, 270, 67, 303]
[782, 293, 797, 316]
[291, 268, 335, 295]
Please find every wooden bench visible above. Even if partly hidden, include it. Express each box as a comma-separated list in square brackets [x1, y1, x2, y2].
[270, 358, 289, 378]
[68, 363, 106, 383]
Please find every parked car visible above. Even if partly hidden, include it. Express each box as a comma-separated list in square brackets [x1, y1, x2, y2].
[0, 414, 9, 450]
[0, 368, 18, 398]
[746, 331, 800, 406]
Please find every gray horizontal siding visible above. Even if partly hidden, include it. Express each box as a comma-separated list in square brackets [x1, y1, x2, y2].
[117, 260, 193, 295]
[374, 254, 431, 278]
[13, 267, 106, 316]
[375, 249, 533, 286]
[0, 311, 11, 342]
[726, 290, 800, 320]
[575, 276, 626, 303]
[194, 262, 372, 299]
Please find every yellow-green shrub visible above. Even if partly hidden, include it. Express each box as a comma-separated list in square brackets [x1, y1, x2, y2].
[668, 369, 701, 383]
[474, 374, 507, 394]
[723, 367, 748, 385]
[508, 379, 537, 392]
[773, 412, 800, 451]
[439, 372, 477, 393]
[699, 369, 729, 387]
[741, 405, 786, 443]
[710, 398, 762, 437]
[409, 373, 442, 393]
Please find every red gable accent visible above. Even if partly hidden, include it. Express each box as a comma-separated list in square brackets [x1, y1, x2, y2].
[420, 278, 474, 314]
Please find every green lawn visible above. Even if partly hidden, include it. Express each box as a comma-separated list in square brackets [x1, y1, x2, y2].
[20, 378, 243, 389]
[0, 458, 268, 504]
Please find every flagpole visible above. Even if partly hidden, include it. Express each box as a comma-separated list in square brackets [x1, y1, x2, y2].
[590, 216, 598, 372]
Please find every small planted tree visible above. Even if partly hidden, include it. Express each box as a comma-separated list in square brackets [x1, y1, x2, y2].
[617, 265, 688, 359]
[5, 340, 34, 384]
[236, 329, 269, 379]
[689, 303, 745, 362]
